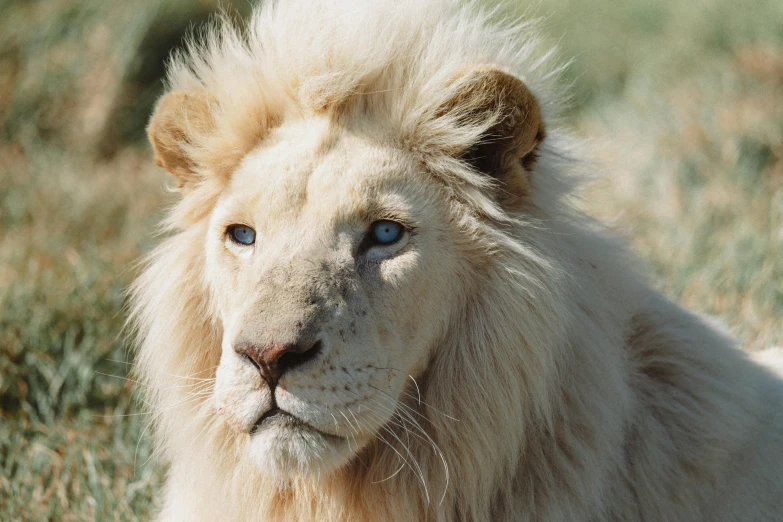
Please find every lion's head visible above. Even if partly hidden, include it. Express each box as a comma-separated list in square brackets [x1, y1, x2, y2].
[149, 67, 545, 477]
[133, 1, 580, 518]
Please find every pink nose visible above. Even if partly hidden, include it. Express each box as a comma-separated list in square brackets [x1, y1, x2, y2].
[234, 340, 323, 383]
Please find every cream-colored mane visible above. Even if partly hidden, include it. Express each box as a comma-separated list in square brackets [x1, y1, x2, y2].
[131, 1, 783, 521]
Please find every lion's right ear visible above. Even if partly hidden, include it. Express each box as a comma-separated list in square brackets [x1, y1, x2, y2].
[435, 66, 546, 204]
[147, 91, 218, 190]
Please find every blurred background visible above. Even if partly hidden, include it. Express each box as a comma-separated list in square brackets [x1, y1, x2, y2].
[1, 0, 781, 519]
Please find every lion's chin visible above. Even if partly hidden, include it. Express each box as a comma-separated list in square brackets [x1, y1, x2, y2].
[248, 413, 356, 480]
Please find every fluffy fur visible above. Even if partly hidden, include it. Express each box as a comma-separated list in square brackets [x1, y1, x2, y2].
[130, 1, 783, 520]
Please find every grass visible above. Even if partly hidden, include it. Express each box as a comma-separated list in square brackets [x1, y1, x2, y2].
[1, 0, 781, 519]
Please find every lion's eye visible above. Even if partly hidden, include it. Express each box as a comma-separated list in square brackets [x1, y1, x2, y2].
[370, 220, 403, 245]
[227, 225, 256, 246]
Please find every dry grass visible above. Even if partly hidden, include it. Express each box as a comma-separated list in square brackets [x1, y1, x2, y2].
[579, 48, 783, 349]
[0, 145, 167, 520]
[1, 0, 781, 519]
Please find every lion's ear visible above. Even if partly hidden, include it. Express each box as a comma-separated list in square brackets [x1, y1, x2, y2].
[443, 66, 545, 199]
[147, 90, 218, 190]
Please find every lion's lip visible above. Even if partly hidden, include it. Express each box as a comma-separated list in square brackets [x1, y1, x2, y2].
[258, 407, 285, 423]
[250, 408, 343, 440]
[251, 407, 293, 433]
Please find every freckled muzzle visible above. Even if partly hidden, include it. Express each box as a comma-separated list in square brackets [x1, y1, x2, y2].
[222, 258, 363, 431]
[210, 221, 419, 477]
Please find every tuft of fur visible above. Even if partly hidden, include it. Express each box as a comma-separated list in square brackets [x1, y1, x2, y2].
[131, 1, 783, 521]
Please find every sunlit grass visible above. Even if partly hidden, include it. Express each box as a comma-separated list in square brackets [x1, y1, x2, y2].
[0, 146, 167, 519]
[578, 47, 783, 349]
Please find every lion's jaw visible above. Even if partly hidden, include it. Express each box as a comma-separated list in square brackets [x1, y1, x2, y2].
[207, 117, 461, 479]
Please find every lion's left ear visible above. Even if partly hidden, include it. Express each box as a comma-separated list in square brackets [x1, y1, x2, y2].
[147, 90, 218, 191]
[441, 66, 545, 199]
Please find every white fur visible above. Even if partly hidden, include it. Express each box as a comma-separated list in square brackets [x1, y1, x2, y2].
[131, 1, 783, 520]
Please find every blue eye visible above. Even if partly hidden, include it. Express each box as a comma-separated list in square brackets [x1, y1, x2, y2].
[371, 220, 403, 245]
[228, 225, 256, 246]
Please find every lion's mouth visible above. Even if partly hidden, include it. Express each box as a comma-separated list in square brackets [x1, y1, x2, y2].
[251, 407, 296, 433]
[250, 408, 341, 440]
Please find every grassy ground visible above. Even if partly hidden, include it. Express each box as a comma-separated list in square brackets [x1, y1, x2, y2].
[1, 0, 781, 519]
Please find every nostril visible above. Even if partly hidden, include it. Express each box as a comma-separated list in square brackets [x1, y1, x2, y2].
[234, 342, 264, 369]
[240, 352, 261, 372]
[277, 340, 323, 375]
[234, 339, 323, 382]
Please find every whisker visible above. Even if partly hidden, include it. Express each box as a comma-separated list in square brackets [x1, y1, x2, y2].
[409, 375, 422, 405]
[339, 411, 361, 455]
[96, 371, 217, 394]
[102, 358, 133, 365]
[341, 395, 433, 503]
[368, 384, 459, 430]
[365, 390, 451, 505]
[372, 462, 405, 484]
[379, 421, 430, 503]
[369, 371, 460, 422]
[344, 399, 424, 491]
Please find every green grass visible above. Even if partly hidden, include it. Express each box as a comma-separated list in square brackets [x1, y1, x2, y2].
[0, 147, 167, 519]
[1, 0, 782, 519]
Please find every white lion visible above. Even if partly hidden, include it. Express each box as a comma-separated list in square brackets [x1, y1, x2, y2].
[131, 0, 783, 520]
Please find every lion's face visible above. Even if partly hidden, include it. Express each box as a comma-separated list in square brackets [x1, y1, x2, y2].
[146, 59, 544, 482]
[206, 116, 462, 477]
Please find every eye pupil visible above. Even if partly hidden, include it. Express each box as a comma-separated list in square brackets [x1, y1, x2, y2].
[372, 220, 402, 245]
[228, 225, 256, 246]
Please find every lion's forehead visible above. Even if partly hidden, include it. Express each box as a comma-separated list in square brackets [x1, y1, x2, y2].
[222, 117, 433, 236]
